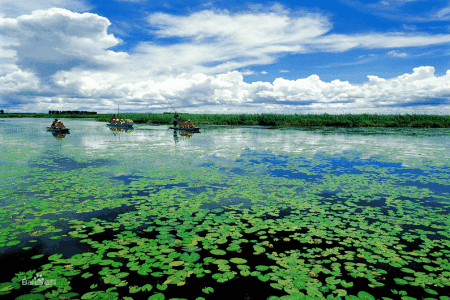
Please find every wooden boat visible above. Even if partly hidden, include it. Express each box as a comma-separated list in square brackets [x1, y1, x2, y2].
[169, 126, 200, 132]
[47, 127, 70, 133]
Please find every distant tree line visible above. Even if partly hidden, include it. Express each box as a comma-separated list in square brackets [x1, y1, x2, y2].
[0, 109, 4, 114]
[49, 110, 97, 115]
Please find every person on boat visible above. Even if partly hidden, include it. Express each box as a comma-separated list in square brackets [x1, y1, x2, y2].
[110, 115, 117, 124]
[173, 113, 179, 127]
[51, 119, 58, 128]
[53, 120, 65, 129]
[187, 119, 192, 128]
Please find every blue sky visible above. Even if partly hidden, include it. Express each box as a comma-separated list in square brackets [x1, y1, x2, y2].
[0, 0, 449, 114]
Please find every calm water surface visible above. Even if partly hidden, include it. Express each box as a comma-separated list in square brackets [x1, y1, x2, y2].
[1, 118, 449, 299]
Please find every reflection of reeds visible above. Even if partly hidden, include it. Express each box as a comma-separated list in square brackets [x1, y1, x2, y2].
[96, 113, 450, 128]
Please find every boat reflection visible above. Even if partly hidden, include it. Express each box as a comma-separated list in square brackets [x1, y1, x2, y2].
[173, 130, 179, 144]
[173, 129, 199, 144]
[180, 131, 193, 138]
[52, 132, 69, 139]
[109, 127, 134, 133]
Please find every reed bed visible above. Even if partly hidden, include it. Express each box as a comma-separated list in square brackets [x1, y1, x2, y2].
[96, 113, 450, 128]
[2, 112, 450, 127]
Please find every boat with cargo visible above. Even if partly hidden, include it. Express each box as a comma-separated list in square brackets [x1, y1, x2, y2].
[47, 119, 70, 133]
[107, 105, 134, 128]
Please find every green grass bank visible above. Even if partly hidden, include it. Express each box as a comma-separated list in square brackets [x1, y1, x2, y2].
[2, 113, 450, 127]
[100, 113, 450, 128]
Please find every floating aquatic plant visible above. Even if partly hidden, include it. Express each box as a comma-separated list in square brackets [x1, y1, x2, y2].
[0, 120, 449, 299]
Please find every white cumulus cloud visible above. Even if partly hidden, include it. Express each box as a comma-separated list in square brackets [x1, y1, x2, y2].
[0, 0, 91, 18]
[1, 7, 450, 114]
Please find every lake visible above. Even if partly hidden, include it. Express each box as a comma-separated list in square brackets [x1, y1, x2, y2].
[0, 118, 449, 300]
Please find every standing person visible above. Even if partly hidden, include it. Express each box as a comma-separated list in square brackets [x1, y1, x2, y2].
[51, 118, 58, 128]
[173, 113, 179, 127]
[110, 115, 116, 124]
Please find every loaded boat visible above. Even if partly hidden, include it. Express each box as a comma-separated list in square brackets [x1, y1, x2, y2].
[169, 119, 200, 132]
[107, 106, 134, 128]
[47, 119, 70, 133]
[107, 121, 134, 129]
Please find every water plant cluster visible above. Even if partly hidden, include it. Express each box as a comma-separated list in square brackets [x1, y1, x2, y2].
[0, 120, 449, 300]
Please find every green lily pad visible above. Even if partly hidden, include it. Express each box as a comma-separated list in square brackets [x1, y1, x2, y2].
[334, 289, 347, 296]
[59, 293, 80, 299]
[6, 240, 21, 247]
[256, 265, 270, 271]
[326, 276, 341, 285]
[270, 283, 283, 290]
[230, 258, 247, 264]
[168, 252, 181, 259]
[258, 274, 270, 282]
[0, 282, 15, 295]
[394, 278, 408, 285]
[358, 291, 375, 300]
[293, 279, 306, 289]
[210, 249, 226, 255]
[148, 293, 165, 300]
[341, 280, 353, 288]
[48, 253, 63, 261]
[401, 268, 415, 273]
[423, 265, 434, 271]
[424, 289, 438, 295]
[180, 252, 201, 263]
[202, 287, 214, 294]
[142, 284, 153, 292]
[81, 292, 99, 299]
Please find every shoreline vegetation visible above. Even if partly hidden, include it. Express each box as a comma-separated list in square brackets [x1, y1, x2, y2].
[1, 112, 450, 128]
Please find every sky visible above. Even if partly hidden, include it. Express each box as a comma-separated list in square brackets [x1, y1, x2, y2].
[0, 0, 450, 114]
